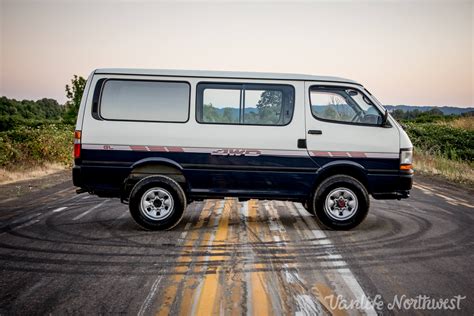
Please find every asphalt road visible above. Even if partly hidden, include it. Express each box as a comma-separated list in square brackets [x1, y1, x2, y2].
[0, 172, 473, 315]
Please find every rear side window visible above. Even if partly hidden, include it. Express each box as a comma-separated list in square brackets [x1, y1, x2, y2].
[99, 80, 190, 122]
[202, 86, 241, 124]
[196, 83, 294, 126]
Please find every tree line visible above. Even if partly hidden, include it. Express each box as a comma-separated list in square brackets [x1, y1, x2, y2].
[0, 76, 86, 131]
[390, 108, 473, 123]
[2, 74, 472, 131]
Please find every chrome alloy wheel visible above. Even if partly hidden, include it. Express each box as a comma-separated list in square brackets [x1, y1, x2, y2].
[324, 187, 358, 221]
[140, 188, 174, 221]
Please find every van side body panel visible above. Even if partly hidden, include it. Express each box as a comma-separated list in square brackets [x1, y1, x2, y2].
[73, 70, 412, 202]
[75, 75, 318, 200]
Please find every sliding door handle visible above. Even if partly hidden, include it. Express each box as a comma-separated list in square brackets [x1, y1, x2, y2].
[308, 130, 322, 135]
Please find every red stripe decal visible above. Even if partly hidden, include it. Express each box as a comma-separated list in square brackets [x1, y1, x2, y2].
[148, 146, 167, 152]
[312, 151, 368, 158]
[312, 151, 331, 157]
[130, 145, 148, 151]
[349, 151, 367, 158]
[166, 146, 183, 152]
[330, 151, 349, 157]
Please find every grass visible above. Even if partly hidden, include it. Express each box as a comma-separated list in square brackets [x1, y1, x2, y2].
[438, 116, 474, 131]
[0, 162, 68, 184]
[413, 150, 474, 187]
[404, 120, 473, 161]
[403, 116, 473, 187]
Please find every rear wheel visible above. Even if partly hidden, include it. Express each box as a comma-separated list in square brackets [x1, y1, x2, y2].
[312, 175, 369, 230]
[129, 175, 186, 230]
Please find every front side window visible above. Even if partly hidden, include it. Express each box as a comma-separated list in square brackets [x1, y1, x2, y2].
[197, 83, 294, 126]
[100, 80, 190, 122]
[310, 87, 382, 125]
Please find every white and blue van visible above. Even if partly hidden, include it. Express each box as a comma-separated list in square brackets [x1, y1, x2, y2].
[73, 69, 413, 230]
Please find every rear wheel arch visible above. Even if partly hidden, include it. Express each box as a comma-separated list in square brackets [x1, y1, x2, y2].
[123, 159, 188, 202]
[131, 157, 184, 171]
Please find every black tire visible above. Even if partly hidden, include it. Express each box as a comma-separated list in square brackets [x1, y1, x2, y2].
[303, 201, 314, 214]
[312, 175, 369, 230]
[129, 175, 186, 230]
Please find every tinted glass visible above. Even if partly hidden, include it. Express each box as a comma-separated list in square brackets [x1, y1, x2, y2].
[202, 88, 240, 123]
[244, 89, 283, 125]
[100, 80, 190, 122]
[197, 83, 294, 126]
[310, 88, 382, 125]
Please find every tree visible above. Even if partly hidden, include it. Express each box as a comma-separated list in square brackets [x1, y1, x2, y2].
[63, 75, 86, 123]
[391, 109, 406, 120]
[255, 90, 281, 124]
[203, 103, 220, 122]
[323, 106, 338, 120]
[427, 108, 443, 116]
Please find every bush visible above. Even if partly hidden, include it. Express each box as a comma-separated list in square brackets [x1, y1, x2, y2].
[404, 122, 474, 161]
[0, 124, 74, 168]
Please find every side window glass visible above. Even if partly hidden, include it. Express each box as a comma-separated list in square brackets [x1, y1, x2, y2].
[244, 89, 283, 125]
[202, 88, 240, 123]
[310, 88, 382, 125]
[197, 83, 294, 126]
[100, 80, 190, 122]
[310, 92, 356, 122]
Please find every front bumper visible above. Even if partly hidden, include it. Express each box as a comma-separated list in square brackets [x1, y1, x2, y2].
[369, 172, 413, 200]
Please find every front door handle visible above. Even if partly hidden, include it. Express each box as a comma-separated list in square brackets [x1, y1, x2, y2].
[308, 130, 322, 135]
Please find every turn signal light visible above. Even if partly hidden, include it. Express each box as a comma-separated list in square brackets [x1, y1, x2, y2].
[400, 164, 412, 170]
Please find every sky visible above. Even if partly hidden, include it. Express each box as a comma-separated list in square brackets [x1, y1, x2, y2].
[0, 0, 473, 107]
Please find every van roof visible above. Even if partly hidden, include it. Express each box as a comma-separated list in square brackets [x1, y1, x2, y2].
[94, 68, 361, 85]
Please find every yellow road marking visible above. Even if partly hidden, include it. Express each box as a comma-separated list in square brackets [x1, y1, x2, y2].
[194, 199, 231, 316]
[248, 199, 270, 316]
[157, 203, 212, 316]
[226, 200, 244, 316]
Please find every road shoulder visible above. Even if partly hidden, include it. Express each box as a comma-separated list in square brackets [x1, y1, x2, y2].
[0, 169, 71, 203]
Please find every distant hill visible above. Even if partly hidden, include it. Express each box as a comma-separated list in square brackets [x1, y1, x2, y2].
[385, 105, 473, 115]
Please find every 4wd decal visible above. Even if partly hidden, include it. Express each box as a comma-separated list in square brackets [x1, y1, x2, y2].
[211, 149, 261, 157]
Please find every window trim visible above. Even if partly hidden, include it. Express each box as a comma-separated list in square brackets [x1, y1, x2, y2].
[195, 81, 295, 127]
[93, 78, 191, 123]
[309, 85, 389, 128]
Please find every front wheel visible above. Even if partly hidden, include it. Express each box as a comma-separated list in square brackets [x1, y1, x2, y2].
[129, 175, 186, 230]
[312, 175, 369, 230]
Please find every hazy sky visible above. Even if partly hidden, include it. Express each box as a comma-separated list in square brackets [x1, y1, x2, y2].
[1, 0, 473, 107]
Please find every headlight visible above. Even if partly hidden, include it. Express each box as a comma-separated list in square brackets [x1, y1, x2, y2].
[400, 149, 413, 170]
